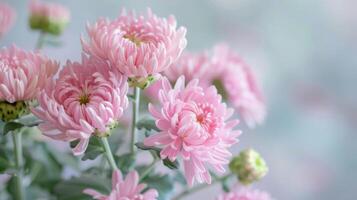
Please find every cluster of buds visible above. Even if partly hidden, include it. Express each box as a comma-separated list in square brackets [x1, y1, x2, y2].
[29, 0, 70, 35]
[229, 148, 268, 185]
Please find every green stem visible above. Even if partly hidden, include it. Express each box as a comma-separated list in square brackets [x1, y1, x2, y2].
[12, 130, 24, 200]
[172, 173, 233, 200]
[130, 87, 140, 154]
[35, 31, 46, 50]
[139, 155, 158, 181]
[100, 137, 118, 170]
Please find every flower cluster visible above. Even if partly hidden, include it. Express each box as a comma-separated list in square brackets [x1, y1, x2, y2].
[144, 76, 241, 186]
[0, 4, 272, 200]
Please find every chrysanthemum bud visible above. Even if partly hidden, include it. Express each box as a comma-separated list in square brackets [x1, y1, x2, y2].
[229, 148, 268, 185]
[29, 0, 70, 35]
[128, 75, 157, 89]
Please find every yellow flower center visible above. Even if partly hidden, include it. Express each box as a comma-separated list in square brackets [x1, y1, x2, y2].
[124, 34, 144, 46]
[79, 93, 90, 105]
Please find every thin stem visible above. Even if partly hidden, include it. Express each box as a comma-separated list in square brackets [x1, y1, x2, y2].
[139, 155, 159, 181]
[172, 173, 233, 200]
[130, 87, 140, 154]
[12, 130, 24, 200]
[35, 31, 46, 50]
[100, 137, 118, 170]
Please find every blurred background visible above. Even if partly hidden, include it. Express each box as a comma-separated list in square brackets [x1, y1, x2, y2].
[2, 0, 357, 199]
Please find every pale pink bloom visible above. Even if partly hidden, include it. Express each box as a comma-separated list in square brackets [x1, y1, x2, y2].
[150, 44, 266, 128]
[29, 0, 70, 23]
[215, 45, 266, 128]
[217, 187, 272, 200]
[144, 76, 241, 186]
[145, 51, 212, 100]
[0, 45, 58, 103]
[164, 51, 213, 87]
[0, 3, 16, 38]
[82, 8, 187, 78]
[83, 169, 158, 200]
[32, 55, 128, 155]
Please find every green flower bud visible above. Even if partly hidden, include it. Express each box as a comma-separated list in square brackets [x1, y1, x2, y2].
[29, 15, 69, 35]
[229, 148, 268, 185]
[128, 75, 157, 89]
[0, 101, 31, 122]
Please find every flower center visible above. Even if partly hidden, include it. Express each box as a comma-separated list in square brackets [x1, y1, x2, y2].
[123, 34, 144, 46]
[195, 104, 220, 134]
[78, 93, 90, 105]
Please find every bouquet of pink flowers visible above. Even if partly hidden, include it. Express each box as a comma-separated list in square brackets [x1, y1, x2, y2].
[0, 1, 272, 200]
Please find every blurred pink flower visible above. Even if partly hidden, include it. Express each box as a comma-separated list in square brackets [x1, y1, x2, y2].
[0, 45, 58, 103]
[32, 55, 128, 155]
[165, 51, 213, 87]
[83, 169, 158, 200]
[215, 44, 266, 128]
[144, 76, 241, 186]
[217, 187, 272, 200]
[29, 0, 70, 35]
[0, 3, 16, 38]
[145, 51, 213, 100]
[82, 8, 187, 78]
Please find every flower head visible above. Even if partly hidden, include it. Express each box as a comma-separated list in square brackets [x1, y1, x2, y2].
[150, 44, 266, 128]
[29, 0, 70, 35]
[0, 45, 58, 121]
[82, 8, 187, 86]
[32, 55, 128, 155]
[83, 169, 158, 200]
[144, 76, 241, 186]
[0, 3, 16, 38]
[217, 187, 272, 200]
[229, 148, 268, 185]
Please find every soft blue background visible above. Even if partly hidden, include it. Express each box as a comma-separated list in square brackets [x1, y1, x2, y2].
[2, 0, 357, 199]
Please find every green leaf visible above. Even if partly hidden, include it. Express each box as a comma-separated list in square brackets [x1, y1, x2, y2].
[54, 175, 111, 200]
[3, 121, 23, 135]
[143, 173, 174, 200]
[162, 158, 179, 170]
[114, 153, 135, 175]
[136, 117, 159, 131]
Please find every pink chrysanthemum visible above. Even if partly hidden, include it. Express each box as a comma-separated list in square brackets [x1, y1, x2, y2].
[29, 0, 70, 35]
[83, 169, 158, 200]
[217, 187, 272, 200]
[215, 45, 266, 128]
[0, 45, 58, 103]
[148, 44, 266, 128]
[0, 3, 16, 38]
[144, 76, 241, 186]
[32, 55, 128, 155]
[82, 8, 187, 80]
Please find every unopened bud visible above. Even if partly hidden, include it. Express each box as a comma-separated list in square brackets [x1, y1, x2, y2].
[229, 148, 268, 185]
[128, 75, 158, 89]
